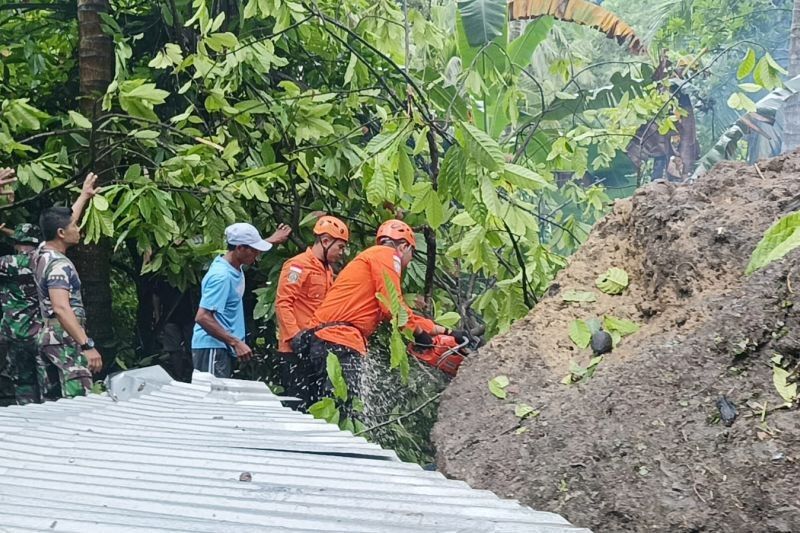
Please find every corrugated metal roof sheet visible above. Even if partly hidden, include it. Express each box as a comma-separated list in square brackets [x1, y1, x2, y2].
[0, 368, 590, 532]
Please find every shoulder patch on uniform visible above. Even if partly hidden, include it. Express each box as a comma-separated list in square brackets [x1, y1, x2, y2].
[288, 265, 303, 283]
[393, 255, 402, 274]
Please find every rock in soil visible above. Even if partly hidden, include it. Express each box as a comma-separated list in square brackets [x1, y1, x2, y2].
[433, 151, 800, 532]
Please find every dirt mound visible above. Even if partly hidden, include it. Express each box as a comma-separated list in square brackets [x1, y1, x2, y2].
[433, 152, 800, 532]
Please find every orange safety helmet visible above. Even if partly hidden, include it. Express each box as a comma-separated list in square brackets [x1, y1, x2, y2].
[376, 219, 416, 248]
[313, 215, 350, 242]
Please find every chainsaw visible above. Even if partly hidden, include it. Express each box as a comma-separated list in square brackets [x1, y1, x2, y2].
[407, 325, 484, 377]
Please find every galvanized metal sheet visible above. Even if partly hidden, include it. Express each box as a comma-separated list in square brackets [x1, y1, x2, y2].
[0, 369, 590, 532]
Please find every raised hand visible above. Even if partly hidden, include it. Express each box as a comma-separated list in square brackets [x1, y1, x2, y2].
[266, 223, 292, 245]
[0, 168, 17, 200]
[81, 172, 101, 198]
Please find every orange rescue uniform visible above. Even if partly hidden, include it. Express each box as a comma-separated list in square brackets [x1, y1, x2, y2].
[310, 245, 436, 355]
[275, 248, 334, 353]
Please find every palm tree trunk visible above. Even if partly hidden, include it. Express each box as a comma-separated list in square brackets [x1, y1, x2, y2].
[782, 0, 800, 152]
[73, 0, 116, 364]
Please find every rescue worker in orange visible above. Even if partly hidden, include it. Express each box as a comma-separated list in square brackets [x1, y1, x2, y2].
[275, 215, 349, 410]
[293, 219, 449, 410]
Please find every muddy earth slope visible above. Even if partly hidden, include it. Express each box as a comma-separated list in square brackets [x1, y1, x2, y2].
[433, 152, 800, 532]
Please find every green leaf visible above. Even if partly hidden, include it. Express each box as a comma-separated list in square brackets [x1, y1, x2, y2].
[457, 0, 507, 48]
[451, 211, 476, 226]
[603, 315, 639, 337]
[480, 176, 503, 217]
[205, 32, 238, 51]
[344, 53, 358, 85]
[426, 192, 447, 229]
[456, 122, 505, 171]
[389, 328, 409, 382]
[727, 92, 756, 113]
[585, 318, 602, 334]
[753, 56, 782, 91]
[410, 182, 434, 214]
[326, 352, 348, 401]
[562, 290, 596, 303]
[738, 83, 762, 93]
[397, 148, 414, 193]
[507, 16, 553, 69]
[488, 375, 510, 399]
[514, 403, 538, 419]
[503, 163, 553, 190]
[68, 110, 92, 129]
[366, 166, 395, 207]
[772, 366, 797, 404]
[133, 129, 161, 139]
[737, 49, 756, 80]
[339, 418, 355, 433]
[439, 145, 467, 193]
[435, 311, 461, 328]
[568, 319, 591, 349]
[595, 267, 629, 295]
[308, 397, 339, 423]
[746, 212, 800, 274]
[91, 195, 110, 212]
[765, 53, 788, 75]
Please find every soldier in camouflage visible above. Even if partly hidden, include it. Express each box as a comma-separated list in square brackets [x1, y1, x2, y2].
[34, 173, 103, 399]
[0, 224, 44, 404]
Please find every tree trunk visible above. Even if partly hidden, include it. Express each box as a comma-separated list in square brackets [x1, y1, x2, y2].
[74, 0, 116, 361]
[781, 0, 800, 152]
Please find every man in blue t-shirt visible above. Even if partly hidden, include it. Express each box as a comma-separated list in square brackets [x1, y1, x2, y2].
[192, 222, 291, 378]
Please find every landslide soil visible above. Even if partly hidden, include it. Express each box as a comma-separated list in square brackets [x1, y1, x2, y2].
[433, 152, 800, 532]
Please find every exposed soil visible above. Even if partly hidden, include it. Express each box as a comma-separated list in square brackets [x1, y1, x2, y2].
[433, 151, 800, 532]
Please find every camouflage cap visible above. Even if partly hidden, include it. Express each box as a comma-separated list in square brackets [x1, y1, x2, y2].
[13, 223, 40, 244]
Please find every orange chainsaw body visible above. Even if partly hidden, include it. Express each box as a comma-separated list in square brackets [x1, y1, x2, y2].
[408, 334, 466, 377]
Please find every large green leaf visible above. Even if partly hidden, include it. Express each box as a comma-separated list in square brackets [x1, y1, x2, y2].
[456, 122, 505, 171]
[457, 0, 506, 48]
[308, 397, 339, 423]
[746, 212, 800, 274]
[504, 163, 553, 190]
[326, 352, 348, 401]
[507, 16, 553, 69]
[568, 319, 591, 349]
[595, 267, 629, 295]
[603, 315, 639, 337]
[737, 49, 756, 80]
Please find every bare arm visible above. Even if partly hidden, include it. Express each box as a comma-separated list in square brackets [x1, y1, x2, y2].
[71, 172, 101, 225]
[49, 288, 102, 372]
[195, 307, 252, 360]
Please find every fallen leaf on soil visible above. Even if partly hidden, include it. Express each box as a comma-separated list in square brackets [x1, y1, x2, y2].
[514, 403, 539, 419]
[488, 375, 510, 399]
[772, 366, 798, 404]
[562, 290, 597, 303]
[568, 319, 591, 349]
[595, 267, 629, 295]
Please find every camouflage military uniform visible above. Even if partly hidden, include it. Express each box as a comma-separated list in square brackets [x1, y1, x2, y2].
[34, 245, 92, 399]
[0, 224, 43, 404]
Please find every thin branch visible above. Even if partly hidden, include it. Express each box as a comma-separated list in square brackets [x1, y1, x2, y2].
[503, 221, 534, 307]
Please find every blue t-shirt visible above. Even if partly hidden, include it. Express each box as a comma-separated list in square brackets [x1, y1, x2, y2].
[191, 256, 246, 352]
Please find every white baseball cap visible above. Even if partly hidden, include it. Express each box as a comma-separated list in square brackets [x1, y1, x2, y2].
[224, 223, 272, 252]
